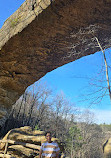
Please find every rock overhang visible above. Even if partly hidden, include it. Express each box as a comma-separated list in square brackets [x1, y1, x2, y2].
[0, 0, 111, 126]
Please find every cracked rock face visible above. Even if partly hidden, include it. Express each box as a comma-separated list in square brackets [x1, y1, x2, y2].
[0, 0, 111, 127]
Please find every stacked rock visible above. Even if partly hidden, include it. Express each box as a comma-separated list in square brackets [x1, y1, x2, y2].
[0, 126, 58, 158]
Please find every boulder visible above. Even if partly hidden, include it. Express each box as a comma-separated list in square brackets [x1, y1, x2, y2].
[0, 126, 60, 158]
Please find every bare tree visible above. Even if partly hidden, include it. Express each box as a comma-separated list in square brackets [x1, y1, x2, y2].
[95, 37, 111, 102]
[77, 110, 104, 158]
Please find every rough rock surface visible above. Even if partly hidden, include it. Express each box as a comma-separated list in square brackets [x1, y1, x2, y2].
[0, 0, 111, 126]
[0, 126, 60, 158]
[103, 137, 111, 158]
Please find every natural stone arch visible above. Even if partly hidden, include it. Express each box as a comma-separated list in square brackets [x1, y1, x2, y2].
[0, 0, 111, 127]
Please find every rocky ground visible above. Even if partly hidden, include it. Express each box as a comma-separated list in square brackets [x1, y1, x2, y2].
[0, 126, 63, 158]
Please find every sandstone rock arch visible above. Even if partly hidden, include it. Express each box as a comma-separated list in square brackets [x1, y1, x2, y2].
[0, 0, 111, 126]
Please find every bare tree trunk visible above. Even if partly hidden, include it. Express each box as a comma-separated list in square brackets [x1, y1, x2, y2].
[71, 135, 73, 158]
[16, 94, 25, 120]
[22, 92, 28, 125]
[95, 37, 111, 102]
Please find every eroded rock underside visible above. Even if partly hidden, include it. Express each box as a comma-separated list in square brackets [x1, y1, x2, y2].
[0, 0, 111, 126]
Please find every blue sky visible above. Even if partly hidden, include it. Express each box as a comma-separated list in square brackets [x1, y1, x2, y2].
[1, 0, 111, 124]
[41, 51, 111, 109]
[0, 0, 25, 28]
[40, 50, 111, 124]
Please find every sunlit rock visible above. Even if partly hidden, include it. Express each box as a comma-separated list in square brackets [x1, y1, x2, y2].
[0, 0, 111, 126]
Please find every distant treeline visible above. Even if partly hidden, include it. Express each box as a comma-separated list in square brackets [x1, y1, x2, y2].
[0, 82, 110, 158]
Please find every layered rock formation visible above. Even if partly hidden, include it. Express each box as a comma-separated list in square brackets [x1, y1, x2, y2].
[0, 126, 61, 158]
[0, 0, 111, 126]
